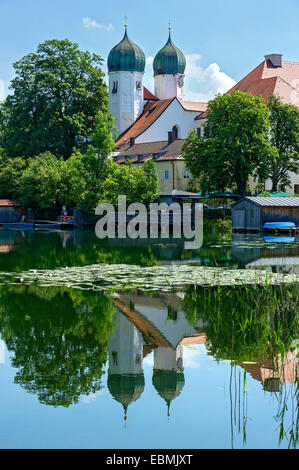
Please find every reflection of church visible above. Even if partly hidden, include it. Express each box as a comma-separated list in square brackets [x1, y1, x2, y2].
[107, 292, 206, 418]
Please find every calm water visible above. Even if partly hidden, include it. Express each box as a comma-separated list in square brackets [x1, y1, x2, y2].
[0, 228, 298, 449]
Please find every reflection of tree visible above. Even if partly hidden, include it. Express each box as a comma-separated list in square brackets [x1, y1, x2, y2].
[182, 284, 299, 363]
[0, 285, 115, 407]
[182, 284, 299, 448]
[0, 231, 159, 273]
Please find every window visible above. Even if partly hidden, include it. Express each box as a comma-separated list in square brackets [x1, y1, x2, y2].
[112, 81, 118, 94]
[112, 351, 118, 365]
[162, 169, 170, 180]
[136, 80, 142, 90]
[182, 169, 191, 179]
[172, 125, 178, 139]
[294, 184, 299, 195]
[197, 127, 202, 137]
[135, 354, 141, 365]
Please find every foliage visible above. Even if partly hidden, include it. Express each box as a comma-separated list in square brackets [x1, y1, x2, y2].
[0, 285, 115, 407]
[182, 284, 299, 363]
[18, 151, 81, 217]
[183, 91, 275, 196]
[99, 159, 160, 209]
[0, 39, 108, 159]
[0, 155, 26, 199]
[267, 95, 299, 191]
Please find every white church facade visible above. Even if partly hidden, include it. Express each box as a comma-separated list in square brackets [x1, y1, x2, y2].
[107, 25, 299, 195]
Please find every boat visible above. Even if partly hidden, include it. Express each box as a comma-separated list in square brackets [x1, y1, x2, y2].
[263, 236, 295, 243]
[263, 221, 296, 230]
[34, 223, 62, 230]
[1, 222, 34, 230]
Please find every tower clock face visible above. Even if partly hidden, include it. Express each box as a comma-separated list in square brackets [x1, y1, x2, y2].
[177, 76, 184, 88]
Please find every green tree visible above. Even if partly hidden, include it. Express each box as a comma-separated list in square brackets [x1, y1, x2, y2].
[267, 95, 299, 191]
[100, 159, 160, 208]
[183, 91, 275, 196]
[0, 154, 26, 199]
[18, 151, 81, 217]
[65, 111, 117, 215]
[0, 39, 108, 159]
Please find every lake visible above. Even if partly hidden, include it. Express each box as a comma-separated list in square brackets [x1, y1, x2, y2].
[0, 228, 298, 449]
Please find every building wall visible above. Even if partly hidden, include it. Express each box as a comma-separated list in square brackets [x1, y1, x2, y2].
[265, 172, 299, 195]
[232, 200, 299, 229]
[154, 74, 184, 101]
[135, 99, 198, 143]
[154, 160, 192, 192]
[109, 71, 144, 136]
[232, 200, 261, 230]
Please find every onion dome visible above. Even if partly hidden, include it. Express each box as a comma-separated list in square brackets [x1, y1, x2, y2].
[152, 370, 185, 416]
[108, 373, 145, 419]
[153, 28, 186, 76]
[107, 25, 145, 73]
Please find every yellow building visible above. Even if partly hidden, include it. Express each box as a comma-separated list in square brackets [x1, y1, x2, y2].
[113, 138, 195, 193]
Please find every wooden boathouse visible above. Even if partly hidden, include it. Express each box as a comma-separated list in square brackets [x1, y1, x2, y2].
[232, 197, 299, 231]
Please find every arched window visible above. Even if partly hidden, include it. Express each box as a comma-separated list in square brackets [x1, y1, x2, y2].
[172, 125, 178, 139]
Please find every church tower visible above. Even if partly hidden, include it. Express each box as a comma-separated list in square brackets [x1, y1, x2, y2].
[107, 25, 145, 136]
[153, 26, 186, 101]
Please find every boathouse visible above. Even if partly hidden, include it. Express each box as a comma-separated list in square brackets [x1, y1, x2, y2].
[0, 200, 24, 223]
[232, 197, 299, 231]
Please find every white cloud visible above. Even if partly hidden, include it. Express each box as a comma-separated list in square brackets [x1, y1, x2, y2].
[182, 344, 206, 368]
[82, 17, 113, 32]
[184, 54, 236, 102]
[143, 53, 236, 103]
[0, 80, 6, 102]
[143, 56, 154, 92]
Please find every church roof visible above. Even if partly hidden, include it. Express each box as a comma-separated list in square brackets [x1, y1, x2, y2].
[108, 373, 145, 409]
[143, 86, 159, 101]
[181, 101, 208, 112]
[115, 98, 174, 148]
[153, 30, 186, 76]
[227, 58, 299, 107]
[152, 370, 185, 407]
[107, 26, 145, 73]
[114, 139, 185, 163]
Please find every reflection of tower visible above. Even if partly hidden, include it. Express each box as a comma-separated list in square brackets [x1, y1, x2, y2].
[107, 311, 145, 419]
[152, 346, 185, 417]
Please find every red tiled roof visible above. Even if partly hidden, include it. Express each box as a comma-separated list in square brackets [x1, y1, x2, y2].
[114, 139, 185, 163]
[115, 98, 174, 149]
[143, 86, 159, 101]
[181, 101, 208, 112]
[227, 59, 299, 106]
[0, 199, 21, 207]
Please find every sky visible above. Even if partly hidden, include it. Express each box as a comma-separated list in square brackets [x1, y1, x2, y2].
[0, 0, 299, 102]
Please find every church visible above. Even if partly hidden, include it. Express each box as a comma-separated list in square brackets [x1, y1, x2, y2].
[107, 25, 299, 195]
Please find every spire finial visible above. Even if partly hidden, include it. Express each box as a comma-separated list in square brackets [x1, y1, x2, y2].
[124, 15, 128, 30]
[168, 21, 172, 42]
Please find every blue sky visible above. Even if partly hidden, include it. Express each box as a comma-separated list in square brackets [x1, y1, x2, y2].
[0, 0, 299, 101]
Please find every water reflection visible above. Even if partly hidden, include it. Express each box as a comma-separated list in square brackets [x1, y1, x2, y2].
[1, 228, 299, 274]
[0, 283, 298, 447]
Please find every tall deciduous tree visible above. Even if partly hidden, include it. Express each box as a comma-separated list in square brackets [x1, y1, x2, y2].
[267, 95, 299, 191]
[183, 91, 275, 196]
[0, 39, 108, 159]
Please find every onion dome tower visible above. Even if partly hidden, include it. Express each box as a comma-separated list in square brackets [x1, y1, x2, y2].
[153, 25, 186, 101]
[107, 25, 146, 136]
[108, 373, 145, 420]
[152, 370, 185, 418]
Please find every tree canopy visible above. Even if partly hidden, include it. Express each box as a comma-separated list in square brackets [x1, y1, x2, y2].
[267, 95, 299, 191]
[0, 39, 109, 159]
[182, 91, 275, 196]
